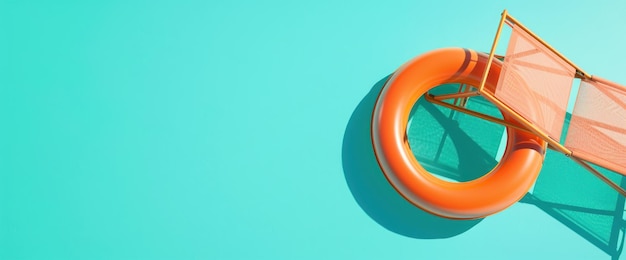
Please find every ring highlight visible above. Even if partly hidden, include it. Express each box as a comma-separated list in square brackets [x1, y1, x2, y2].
[371, 48, 546, 219]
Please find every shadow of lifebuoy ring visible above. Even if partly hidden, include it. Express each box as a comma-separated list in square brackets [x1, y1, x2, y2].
[371, 48, 546, 219]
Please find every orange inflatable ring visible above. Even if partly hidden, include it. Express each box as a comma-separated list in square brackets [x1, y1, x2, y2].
[371, 48, 546, 219]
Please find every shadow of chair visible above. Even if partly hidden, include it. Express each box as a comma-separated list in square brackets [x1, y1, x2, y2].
[342, 76, 626, 256]
[521, 137, 626, 259]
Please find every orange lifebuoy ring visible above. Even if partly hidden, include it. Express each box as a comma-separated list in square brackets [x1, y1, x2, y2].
[371, 48, 546, 219]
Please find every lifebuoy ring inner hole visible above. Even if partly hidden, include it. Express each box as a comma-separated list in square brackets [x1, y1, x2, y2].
[406, 83, 508, 183]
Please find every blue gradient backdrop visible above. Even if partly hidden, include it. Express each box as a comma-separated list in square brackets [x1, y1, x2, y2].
[2, 0, 626, 259]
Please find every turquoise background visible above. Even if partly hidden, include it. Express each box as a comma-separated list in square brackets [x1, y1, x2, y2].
[2, 0, 626, 259]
